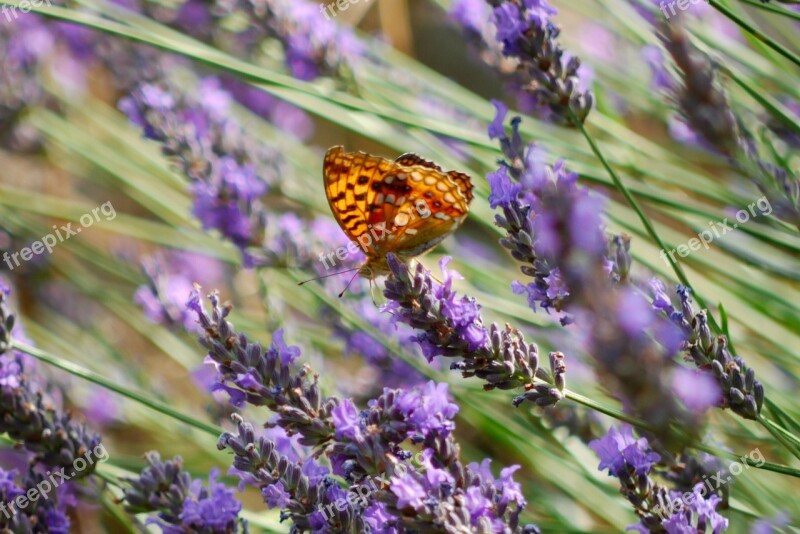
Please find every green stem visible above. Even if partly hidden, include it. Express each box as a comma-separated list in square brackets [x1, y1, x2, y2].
[12, 341, 222, 437]
[575, 119, 720, 331]
[737, 0, 800, 21]
[564, 389, 800, 478]
[708, 0, 800, 69]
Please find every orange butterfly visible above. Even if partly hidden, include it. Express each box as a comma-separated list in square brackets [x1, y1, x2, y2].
[323, 146, 474, 280]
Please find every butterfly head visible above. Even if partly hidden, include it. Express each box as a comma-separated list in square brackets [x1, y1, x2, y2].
[358, 256, 391, 280]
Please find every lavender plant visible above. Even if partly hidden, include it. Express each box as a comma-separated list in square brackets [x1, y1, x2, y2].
[656, 21, 800, 228]
[122, 452, 246, 532]
[189, 288, 538, 532]
[0, 0, 798, 532]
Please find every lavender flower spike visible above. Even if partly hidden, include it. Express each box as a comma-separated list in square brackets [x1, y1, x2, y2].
[0, 468, 71, 533]
[190, 290, 537, 532]
[486, 0, 593, 125]
[650, 282, 764, 420]
[122, 451, 246, 532]
[659, 23, 800, 227]
[187, 288, 337, 445]
[590, 425, 730, 533]
[218, 415, 364, 533]
[0, 290, 104, 473]
[383, 254, 565, 408]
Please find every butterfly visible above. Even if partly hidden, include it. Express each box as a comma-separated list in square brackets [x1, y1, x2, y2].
[322, 146, 474, 282]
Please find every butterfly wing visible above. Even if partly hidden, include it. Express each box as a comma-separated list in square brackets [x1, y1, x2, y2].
[374, 165, 474, 259]
[324, 146, 474, 269]
[323, 146, 395, 243]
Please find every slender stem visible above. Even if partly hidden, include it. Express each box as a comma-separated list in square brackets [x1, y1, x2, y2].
[757, 414, 800, 462]
[574, 121, 800, 461]
[575, 119, 721, 331]
[737, 0, 800, 21]
[564, 389, 800, 478]
[12, 341, 222, 437]
[708, 0, 800, 69]
[689, 441, 800, 477]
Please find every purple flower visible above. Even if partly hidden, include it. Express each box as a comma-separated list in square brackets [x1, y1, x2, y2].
[523, 0, 557, 24]
[493, 3, 527, 44]
[390, 471, 427, 510]
[661, 484, 729, 534]
[673, 368, 722, 412]
[363, 502, 399, 533]
[384, 255, 563, 407]
[121, 80, 284, 266]
[589, 425, 660, 478]
[268, 328, 301, 366]
[262, 481, 291, 509]
[487, 166, 521, 209]
[488, 99, 509, 139]
[486, 0, 592, 124]
[0, 468, 24, 502]
[179, 469, 242, 532]
[331, 398, 363, 441]
[123, 453, 244, 532]
[395, 381, 459, 439]
[449, 0, 490, 34]
[464, 485, 493, 523]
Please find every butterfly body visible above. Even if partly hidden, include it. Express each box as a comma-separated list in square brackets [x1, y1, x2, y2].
[323, 146, 474, 279]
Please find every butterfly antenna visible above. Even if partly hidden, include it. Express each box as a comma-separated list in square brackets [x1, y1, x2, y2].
[338, 270, 361, 298]
[297, 267, 360, 286]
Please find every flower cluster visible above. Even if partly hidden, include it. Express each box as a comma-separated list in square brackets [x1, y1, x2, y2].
[120, 79, 285, 266]
[0, 285, 109, 533]
[590, 425, 729, 533]
[0, 468, 71, 533]
[487, 101, 623, 323]
[384, 254, 566, 408]
[650, 281, 764, 420]
[488, 109, 703, 442]
[484, 0, 593, 125]
[198, 0, 364, 81]
[0, 289, 103, 475]
[655, 23, 800, 228]
[191, 290, 537, 532]
[122, 451, 245, 532]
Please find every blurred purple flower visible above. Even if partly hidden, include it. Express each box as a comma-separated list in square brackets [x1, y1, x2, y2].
[589, 425, 661, 478]
[449, 0, 491, 34]
[672, 367, 722, 413]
